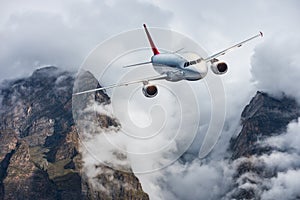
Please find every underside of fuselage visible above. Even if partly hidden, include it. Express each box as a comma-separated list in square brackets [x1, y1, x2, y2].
[151, 53, 207, 82]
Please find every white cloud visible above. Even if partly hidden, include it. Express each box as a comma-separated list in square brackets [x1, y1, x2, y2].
[139, 159, 234, 200]
[264, 118, 300, 154]
[261, 169, 300, 200]
[240, 119, 300, 200]
[260, 152, 300, 172]
[251, 33, 300, 101]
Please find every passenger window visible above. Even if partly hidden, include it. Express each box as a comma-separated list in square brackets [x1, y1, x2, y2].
[190, 61, 196, 65]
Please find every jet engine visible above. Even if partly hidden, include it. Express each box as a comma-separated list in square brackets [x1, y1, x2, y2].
[142, 84, 158, 98]
[210, 59, 228, 75]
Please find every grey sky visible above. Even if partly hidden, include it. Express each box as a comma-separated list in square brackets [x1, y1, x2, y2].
[0, 0, 171, 81]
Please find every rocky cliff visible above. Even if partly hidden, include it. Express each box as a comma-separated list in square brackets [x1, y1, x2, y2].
[231, 91, 300, 159]
[0, 66, 149, 200]
[229, 91, 300, 199]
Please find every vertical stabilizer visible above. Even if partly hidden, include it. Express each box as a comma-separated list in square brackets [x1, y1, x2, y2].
[143, 24, 160, 55]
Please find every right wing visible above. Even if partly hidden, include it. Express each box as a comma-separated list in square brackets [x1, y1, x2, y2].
[73, 74, 167, 96]
[204, 31, 263, 62]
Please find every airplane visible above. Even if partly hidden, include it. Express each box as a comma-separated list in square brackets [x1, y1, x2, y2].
[73, 24, 263, 97]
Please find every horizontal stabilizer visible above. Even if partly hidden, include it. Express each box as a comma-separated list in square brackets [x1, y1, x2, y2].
[123, 61, 152, 68]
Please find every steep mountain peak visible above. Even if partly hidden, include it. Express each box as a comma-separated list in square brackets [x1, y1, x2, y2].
[228, 91, 300, 200]
[231, 91, 300, 159]
[0, 67, 149, 200]
[241, 91, 299, 122]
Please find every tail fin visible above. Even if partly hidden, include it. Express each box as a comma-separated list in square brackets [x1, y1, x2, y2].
[143, 24, 160, 55]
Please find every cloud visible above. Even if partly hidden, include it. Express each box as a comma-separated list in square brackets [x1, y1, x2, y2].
[260, 152, 300, 172]
[0, 0, 171, 82]
[232, 119, 300, 200]
[261, 169, 300, 200]
[164, 161, 222, 200]
[138, 158, 235, 200]
[264, 118, 300, 154]
[251, 33, 300, 101]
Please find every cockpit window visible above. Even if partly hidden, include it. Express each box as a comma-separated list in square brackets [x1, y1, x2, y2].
[184, 62, 190, 67]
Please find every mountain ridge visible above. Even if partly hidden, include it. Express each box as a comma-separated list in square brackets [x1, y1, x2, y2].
[0, 66, 149, 200]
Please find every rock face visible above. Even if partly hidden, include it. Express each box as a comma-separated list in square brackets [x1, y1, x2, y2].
[229, 91, 300, 199]
[0, 66, 148, 200]
[231, 91, 300, 159]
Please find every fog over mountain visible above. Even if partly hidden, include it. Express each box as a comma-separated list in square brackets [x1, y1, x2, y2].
[1, 1, 300, 200]
[0, 67, 149, 199]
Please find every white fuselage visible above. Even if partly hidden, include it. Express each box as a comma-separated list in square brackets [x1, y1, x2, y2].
[151, 53, 208, 82]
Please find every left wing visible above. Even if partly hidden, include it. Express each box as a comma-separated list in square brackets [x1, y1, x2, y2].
[73, 74, 167, 96]
[204, 31, 263, 62]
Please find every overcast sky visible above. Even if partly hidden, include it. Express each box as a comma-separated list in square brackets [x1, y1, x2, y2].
[1, 0, 299, 115]
[1, 1, 300, 199]
[1, 0, 299, 88]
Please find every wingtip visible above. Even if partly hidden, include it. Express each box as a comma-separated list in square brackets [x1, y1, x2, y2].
[260, 31, 263, 37]
[143, 24, 147, 28]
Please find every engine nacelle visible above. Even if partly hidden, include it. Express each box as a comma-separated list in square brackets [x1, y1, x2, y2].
[210, 60, 228, 75]
[142, 84, 158, 98]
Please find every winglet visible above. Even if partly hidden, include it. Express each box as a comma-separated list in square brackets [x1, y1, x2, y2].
[143, 24, 160, 55]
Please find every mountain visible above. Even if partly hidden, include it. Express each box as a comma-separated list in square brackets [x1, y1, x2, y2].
[1, 66, 299, 200]
[0, 66, 149, 200]
[231, 91, 300, 159]
[228, 91, 300, 199]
